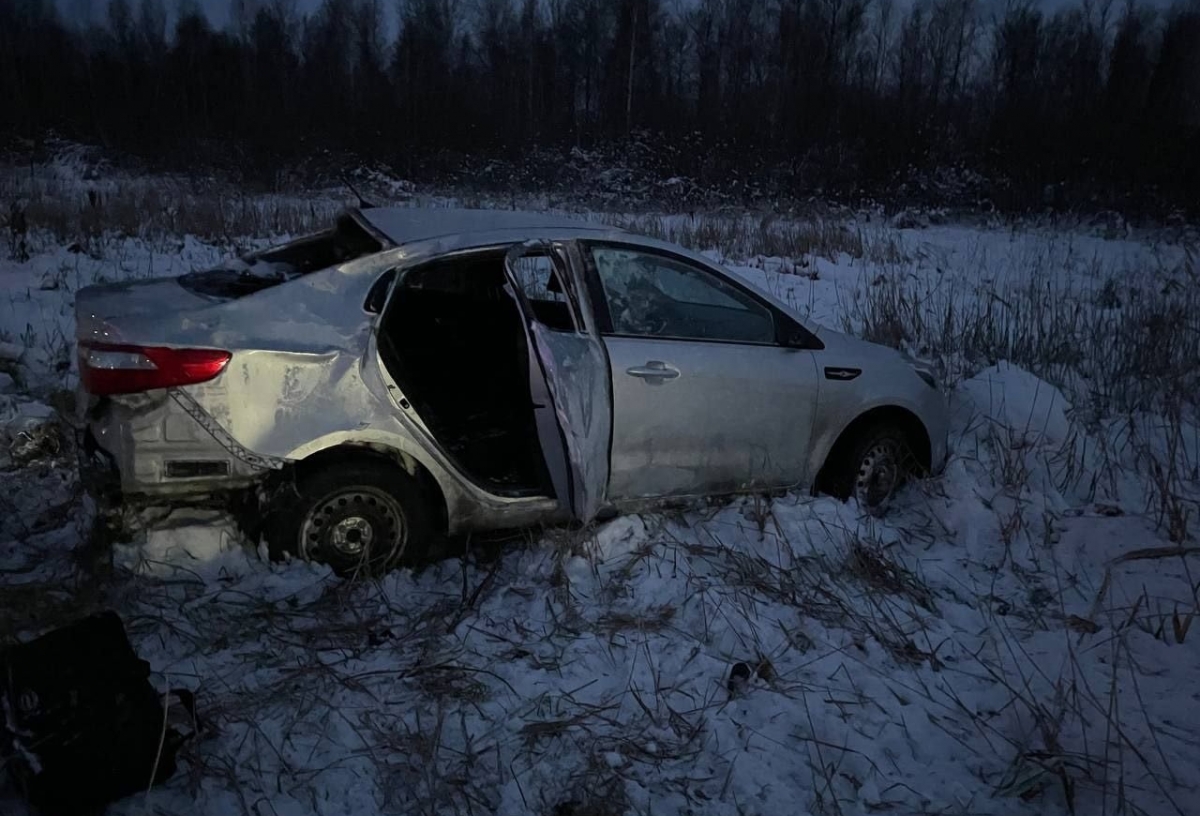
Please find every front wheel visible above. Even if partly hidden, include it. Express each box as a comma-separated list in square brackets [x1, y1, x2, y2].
[262, 460, 436, 576]
[823, 424, 916, 515]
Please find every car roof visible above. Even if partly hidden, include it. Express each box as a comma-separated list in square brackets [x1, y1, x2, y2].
[354, 206, 618, 246]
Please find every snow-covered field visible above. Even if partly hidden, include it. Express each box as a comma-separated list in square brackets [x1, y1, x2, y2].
[2, 159, 1199, 816]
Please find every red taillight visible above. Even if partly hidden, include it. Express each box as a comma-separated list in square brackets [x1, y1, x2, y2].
[78, 343, 232, 395]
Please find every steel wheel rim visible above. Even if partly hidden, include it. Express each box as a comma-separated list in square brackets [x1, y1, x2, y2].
[298, 486, 407, 568]
[856, 442, 901, 510]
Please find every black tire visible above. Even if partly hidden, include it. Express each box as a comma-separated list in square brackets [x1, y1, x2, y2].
[823, 424, 916, 515]
[261, 459, 438, 577]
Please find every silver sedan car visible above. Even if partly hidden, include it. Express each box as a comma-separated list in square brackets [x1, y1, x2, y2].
[75, 207, 948, 574]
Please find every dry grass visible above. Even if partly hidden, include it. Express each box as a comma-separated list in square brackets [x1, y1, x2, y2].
[4, 159, 909, 268]
[845, 247, 1200, 415]
[846, 240, 1200, 547]
[977, 603, 1192, 816]
[2, 168, 342, 254]
[846, 264, 1197, 812]
[843, 538, 937, 614]
[605, 212, 905, 264]
[672, 466, 1194, 816]
[4, 435, 1194, 816]
[595, 604, 676, 634]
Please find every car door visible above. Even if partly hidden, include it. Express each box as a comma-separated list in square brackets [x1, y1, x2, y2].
[503, 240, 613, 522]
[581, 242, 822, 502]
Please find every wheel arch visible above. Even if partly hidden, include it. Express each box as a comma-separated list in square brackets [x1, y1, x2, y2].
[287, 442, 449, 536]
[812, 404, 933, 493]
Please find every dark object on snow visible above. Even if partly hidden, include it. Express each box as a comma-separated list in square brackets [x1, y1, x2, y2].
[0, 611, 198, 816]
[727, 662, 753, 694]
[728, 660, 775, 696]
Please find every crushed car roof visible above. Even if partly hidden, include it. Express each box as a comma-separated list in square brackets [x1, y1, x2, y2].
[355, 207, 617, 246]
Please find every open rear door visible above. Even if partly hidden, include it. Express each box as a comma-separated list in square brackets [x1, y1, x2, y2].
[503, 240, 612, 522]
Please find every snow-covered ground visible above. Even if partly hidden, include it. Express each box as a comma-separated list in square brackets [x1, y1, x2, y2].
[1, 166, 1199, 816]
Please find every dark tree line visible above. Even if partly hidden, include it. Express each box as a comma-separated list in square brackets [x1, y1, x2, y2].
[2, 0, 1199, 208]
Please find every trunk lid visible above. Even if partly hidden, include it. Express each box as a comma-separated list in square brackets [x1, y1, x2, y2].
[75, 277, 219, 346]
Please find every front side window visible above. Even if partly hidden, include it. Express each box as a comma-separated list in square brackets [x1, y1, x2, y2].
[588, 246, 776, 344]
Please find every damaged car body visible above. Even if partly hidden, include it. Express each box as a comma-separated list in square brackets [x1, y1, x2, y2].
[75, 207, 949, 574]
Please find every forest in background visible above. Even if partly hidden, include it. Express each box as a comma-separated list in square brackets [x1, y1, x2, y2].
[1, 0, 1199, 214]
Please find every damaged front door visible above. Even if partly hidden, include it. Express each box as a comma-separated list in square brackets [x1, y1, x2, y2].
[503, 240, 612, 522]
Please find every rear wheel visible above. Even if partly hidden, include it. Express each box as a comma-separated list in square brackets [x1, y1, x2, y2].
[823, 424, 915, 515]
[263, 460, 437, 576]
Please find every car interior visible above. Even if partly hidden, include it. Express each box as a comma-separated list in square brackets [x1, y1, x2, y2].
[375, 249, 570, 496]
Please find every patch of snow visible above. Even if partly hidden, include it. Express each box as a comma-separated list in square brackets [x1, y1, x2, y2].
[114, 512, 253, 579]
[963, 361, 1074, 445]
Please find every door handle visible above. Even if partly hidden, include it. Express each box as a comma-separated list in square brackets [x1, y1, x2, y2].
[626, 361, 680, 381]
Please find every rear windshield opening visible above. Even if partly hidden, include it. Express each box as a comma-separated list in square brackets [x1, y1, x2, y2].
[179, 213, 384, 299]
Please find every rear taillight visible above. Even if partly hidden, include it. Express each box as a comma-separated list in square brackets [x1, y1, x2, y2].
[78, 342, 232, 395]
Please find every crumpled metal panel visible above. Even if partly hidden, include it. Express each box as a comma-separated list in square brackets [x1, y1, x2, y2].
[501, 238, 613, 522]
[184, 343, 380, 462]
[528, 322, 611, 521]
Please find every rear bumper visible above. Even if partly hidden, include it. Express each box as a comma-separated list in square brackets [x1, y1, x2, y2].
[78, 392, 267, 502]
